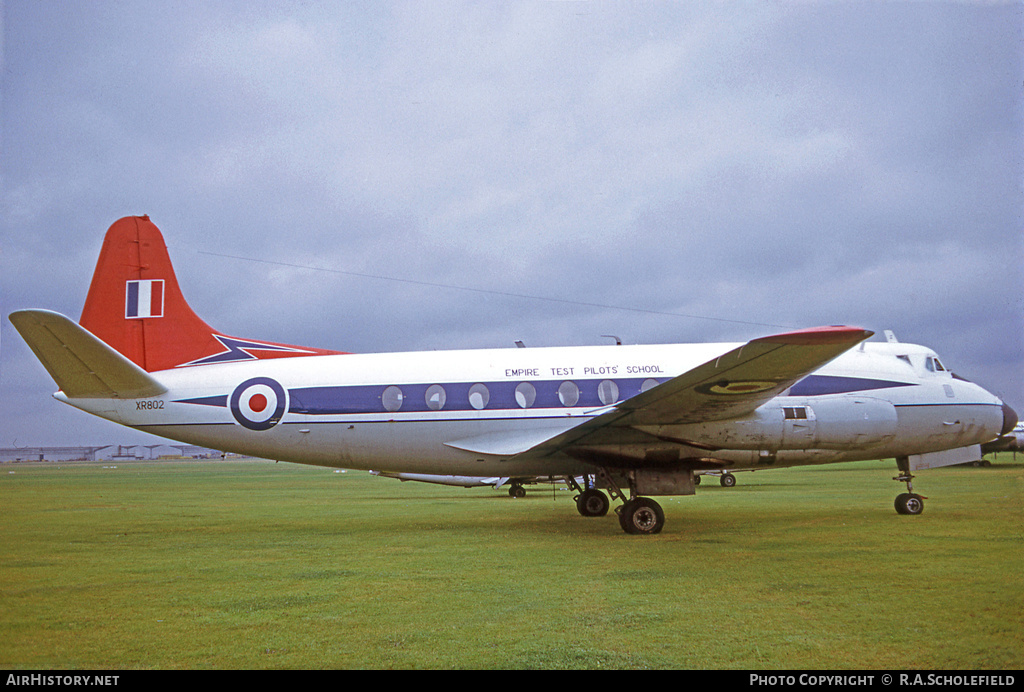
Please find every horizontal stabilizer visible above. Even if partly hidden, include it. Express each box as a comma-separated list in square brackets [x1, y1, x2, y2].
[9, 309, 167, 399]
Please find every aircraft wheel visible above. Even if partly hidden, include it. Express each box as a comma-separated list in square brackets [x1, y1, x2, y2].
[509, 485, 526, 498]
[720, 473, 736, 488]
[894, 493, 924, 515]
[618, 498, 665, 534]
[694, 475, 701, 485]
[576, 488, 610, 517]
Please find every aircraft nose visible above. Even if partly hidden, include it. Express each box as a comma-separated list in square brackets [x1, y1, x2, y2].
[1001, 402, 1018, 436]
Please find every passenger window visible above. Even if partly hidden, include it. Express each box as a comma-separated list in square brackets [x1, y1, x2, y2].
[382, 385, 404, 412]
[515, 382, 536, 409]
[425, 384, 446, 411]
[558, 381, 580, 407]
[468, 383, 490, 410]
[640, 378, 659, 393]
[598, 379, 619, 406]
[783, 407, 808, 420]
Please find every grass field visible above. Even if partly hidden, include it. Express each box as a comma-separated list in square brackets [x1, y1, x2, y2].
[1, 455, 1020, 670]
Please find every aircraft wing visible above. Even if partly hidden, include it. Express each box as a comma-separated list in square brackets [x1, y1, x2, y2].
[519, 326, 873, 459]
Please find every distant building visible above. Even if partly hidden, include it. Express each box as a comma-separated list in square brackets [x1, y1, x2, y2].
[0, 444, 225, 462]
[0, 446, 110, 462]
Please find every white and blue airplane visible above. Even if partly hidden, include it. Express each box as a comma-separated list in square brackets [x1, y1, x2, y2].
[982, 421, 1024, 455]
[10, 216, 1017, 534]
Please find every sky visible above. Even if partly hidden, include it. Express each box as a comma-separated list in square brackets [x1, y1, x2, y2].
[1, 1, 1022, 448]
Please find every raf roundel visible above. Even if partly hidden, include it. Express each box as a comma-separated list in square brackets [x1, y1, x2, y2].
[697, 380, 779, 396]
[230, 377, 288, 430]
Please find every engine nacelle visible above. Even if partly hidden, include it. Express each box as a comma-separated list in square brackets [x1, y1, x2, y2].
[640, 395, 898, 451]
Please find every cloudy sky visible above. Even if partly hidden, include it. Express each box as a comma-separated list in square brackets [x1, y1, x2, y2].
[2, 1, 1021, 448]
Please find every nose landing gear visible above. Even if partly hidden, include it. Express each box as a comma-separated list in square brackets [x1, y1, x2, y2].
[894, 492, 924, 515]
[894, 456, 925, 515]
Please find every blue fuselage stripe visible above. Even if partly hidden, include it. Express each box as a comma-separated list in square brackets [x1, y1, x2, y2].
[789, 375, 913, 396]
[287, 378, 661, 415]
[174, 375, 917, 415]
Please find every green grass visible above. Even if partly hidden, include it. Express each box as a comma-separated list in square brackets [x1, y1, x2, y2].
[1, 455, 1020, 669]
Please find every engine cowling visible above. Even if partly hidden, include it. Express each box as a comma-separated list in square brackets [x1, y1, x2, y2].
[640, 396, 898, 451]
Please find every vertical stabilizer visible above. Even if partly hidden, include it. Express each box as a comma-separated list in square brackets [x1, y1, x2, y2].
[79, 216, 341, 372]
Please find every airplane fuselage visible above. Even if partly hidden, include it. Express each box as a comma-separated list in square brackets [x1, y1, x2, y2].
[61, 339, 1006, 476]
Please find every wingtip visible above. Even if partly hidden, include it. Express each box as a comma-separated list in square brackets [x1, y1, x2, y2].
[756, 326, 874, 345]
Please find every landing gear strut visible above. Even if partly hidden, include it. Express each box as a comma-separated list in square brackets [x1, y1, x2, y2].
[894, 456, 925, 515]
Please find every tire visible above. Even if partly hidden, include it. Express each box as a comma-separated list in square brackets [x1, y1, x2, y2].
[618, 497, 665, 534]
[576, 488, 610, 517]
[720, 473, 736, 487]
[895, 492, 924, 515]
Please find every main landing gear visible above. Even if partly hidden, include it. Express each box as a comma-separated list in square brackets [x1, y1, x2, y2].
[618, 497, 665, 535]
[894, 456, 925, 515]
[576, 487, 610, 517]
[570, 472, 666, 535]
[694, 471, 736, 487]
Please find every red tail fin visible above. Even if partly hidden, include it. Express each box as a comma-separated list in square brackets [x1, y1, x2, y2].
[79, 216, 342, 372]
